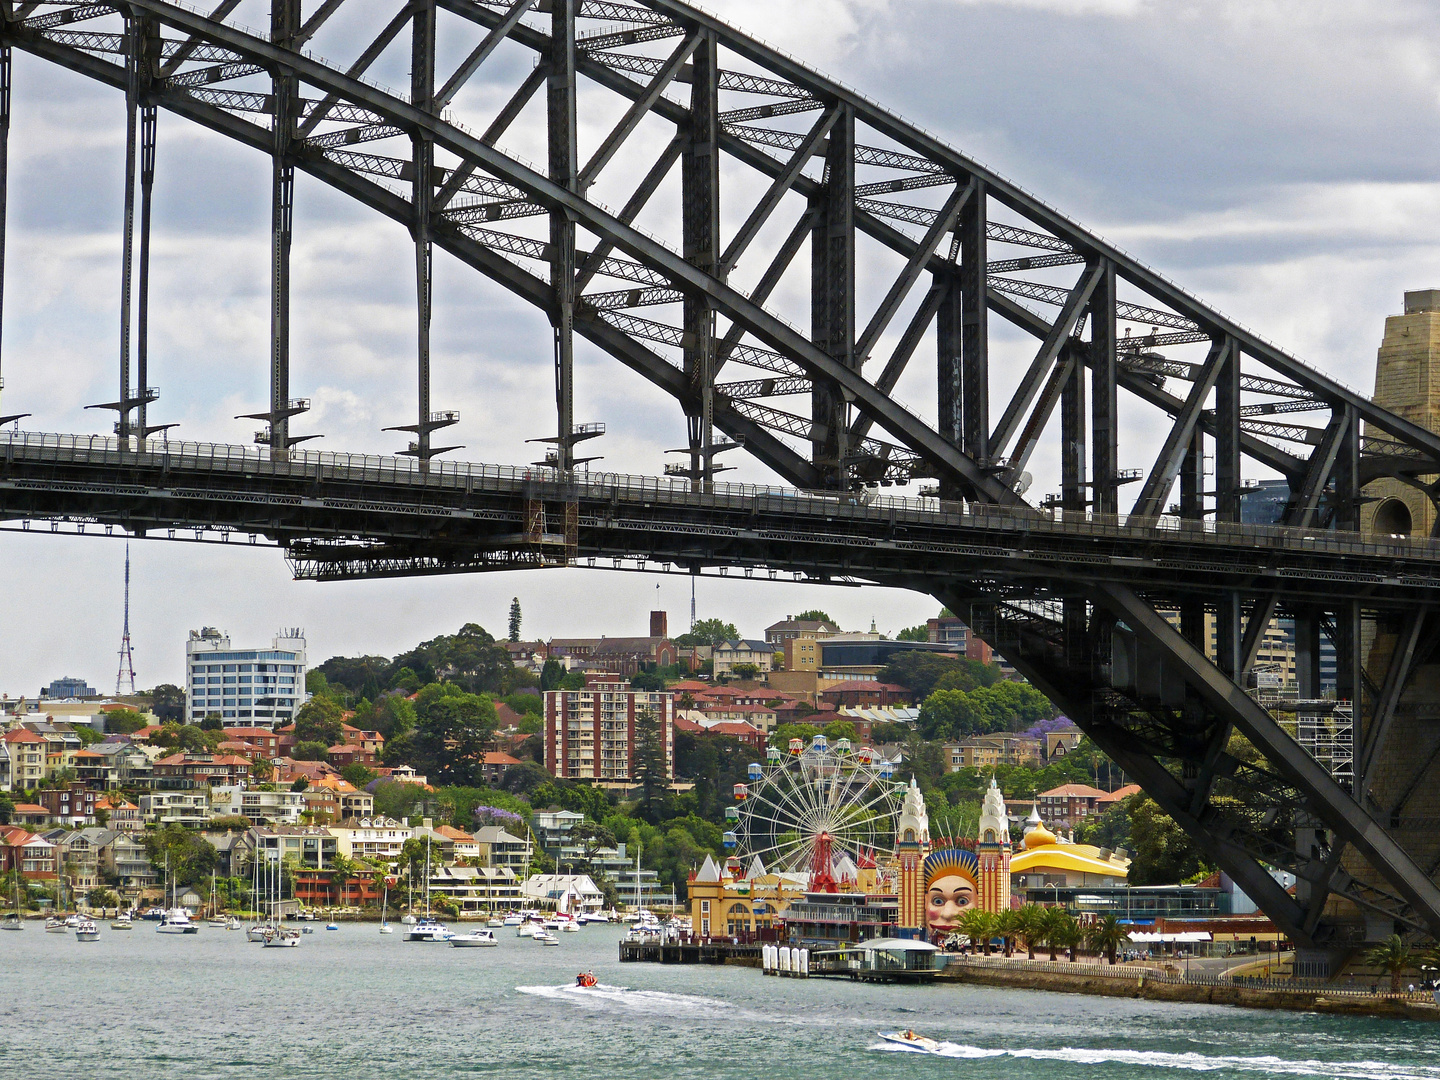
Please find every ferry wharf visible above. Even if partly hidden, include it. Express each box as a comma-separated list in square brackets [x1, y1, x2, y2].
[619, 938, 762, 966]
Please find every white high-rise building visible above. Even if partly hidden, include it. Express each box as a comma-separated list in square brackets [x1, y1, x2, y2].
[186, 627, 307, 729]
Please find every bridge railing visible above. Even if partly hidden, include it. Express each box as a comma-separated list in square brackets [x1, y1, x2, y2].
[4, 430, 1439, 564]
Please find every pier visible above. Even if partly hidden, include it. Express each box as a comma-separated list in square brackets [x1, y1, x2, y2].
[619, 939, 762, 966]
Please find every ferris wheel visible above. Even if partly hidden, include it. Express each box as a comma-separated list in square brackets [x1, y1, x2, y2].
[724, 734, 905, 878]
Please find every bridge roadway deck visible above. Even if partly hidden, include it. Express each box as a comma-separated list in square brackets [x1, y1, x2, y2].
[1, 431, 1436, 604]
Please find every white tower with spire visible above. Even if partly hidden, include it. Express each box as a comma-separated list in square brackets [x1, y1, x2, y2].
[896, 777, 930, 933]
[975, 777, 1012, 913]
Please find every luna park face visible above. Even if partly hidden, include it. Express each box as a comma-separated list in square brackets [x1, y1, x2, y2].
[926, 873, 976, 931]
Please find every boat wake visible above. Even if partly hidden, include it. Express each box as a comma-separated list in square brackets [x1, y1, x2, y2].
[868, 1042, 1440, 1078]
[517, 983, 731, 1016]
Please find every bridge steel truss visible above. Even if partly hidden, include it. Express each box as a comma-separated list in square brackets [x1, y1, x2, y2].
[4, 0, 1440, 961]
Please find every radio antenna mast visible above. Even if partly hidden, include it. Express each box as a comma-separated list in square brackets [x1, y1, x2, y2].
[115, 543, 137, 695]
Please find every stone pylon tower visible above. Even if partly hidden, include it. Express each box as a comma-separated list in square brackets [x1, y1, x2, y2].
[975, 777, 1011, 913]
[1361, 289, 1440, 538]
[895, 777, 930, 934]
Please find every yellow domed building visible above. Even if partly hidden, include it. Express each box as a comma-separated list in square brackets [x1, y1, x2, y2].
[1009, 807, 1131, 889]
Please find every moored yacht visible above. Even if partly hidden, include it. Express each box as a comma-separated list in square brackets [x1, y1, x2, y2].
[156, 908, 198, 934]
[449, 929, 497, 948]
[110, 914, 133, 930]
[74, 918, 100, 941]
[403, 917, 451, 942]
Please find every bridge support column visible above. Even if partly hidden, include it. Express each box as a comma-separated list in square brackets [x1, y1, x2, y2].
[1060, 342, 1085, 513]
[810, 104, 854, 490]
[0, 42, 10, 415]
[548, 0, 577, 472]
[136, 96, 155, 441]
[1090, 259, 1117, 514]
[936, 269, 962, 500]
[959, 178, 987, 467]
[682, 32, 718, 491]
[270, 0, 298, 459]
[412, 0, 436, 471]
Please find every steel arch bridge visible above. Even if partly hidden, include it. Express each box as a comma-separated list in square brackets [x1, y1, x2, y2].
[3, 0, 1440, 968]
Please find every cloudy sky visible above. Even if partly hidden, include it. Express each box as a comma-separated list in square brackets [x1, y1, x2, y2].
[1, 0, 1437, 696]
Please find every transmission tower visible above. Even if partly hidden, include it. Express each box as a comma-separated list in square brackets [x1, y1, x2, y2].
[115, 543, 136, 695]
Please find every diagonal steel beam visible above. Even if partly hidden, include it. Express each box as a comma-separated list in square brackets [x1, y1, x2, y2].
[853, 180, 970, 367]
[295, 2, 414, 140]
[988, 263, 1101, 462]
[578, 28, 697, 190]
[434, 63, 546, 211]
[1359, 607, 1427, 792]
[573, 134, 682, 293]
[718, 104, 837, 276]
[156, 0, 239, 77]
[1131, 337, 1231, 518]
[714, 207, 814, 376]
[849, 280, 944, 444]
[434, 0, 536, 112]
[295, 0, 346, 47]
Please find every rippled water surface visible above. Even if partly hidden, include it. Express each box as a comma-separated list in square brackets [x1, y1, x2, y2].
[1, 924, 1435, 1078]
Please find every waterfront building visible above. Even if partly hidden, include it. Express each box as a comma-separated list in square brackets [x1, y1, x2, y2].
[472, 825, 532, 871]
[185, 626, 306, 727]
[73, 742, 153, 790]
[152, 752, 251, 790]
[688, 854, 808, 936]
[895, 778, 929, 935]
[780, 890, 904, 945]
[428, 866, 521, 913]
[0, 827, 56, 881]
[90, 828, 157, 892]
[975, 778, 1011, 914]
[1009, 810, 1131, 888]
[712, 639, 776, 678]
[211, 785, 306, 825]
[42, 676, 96, 700]
[924, 616, 994, 664]
[46, 828, 101, 891]
[943, 733, 1043, 771]
[543, 676, 674, 782]
[299, 776, 373, 823]
[95, 796, 143, 832]
[139, 792, 212, 828]
[329, 816, 413, 861]
[237, 826, 337, 870]
[764, 616, 841, 647]
[520, 872, 604, 912]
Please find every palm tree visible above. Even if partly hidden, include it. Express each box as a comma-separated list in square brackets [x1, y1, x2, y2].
[328, 855, 359, 908]
[1088, 914, 1128, 965]
[957, 909, 996, 956]
[1016, 904, 1048, 960]
[1366, 934, 1416, 994]
[1041, 906, 1076, 962]
[994, 909, 1021, 958]
[1049, 911, 1084, 962]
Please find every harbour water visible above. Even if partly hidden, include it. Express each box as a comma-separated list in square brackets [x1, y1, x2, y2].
[2, 924, 1435, 1079]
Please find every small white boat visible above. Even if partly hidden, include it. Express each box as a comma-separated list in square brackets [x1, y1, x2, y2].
[449, 930, 498, 948]
[486, 917, 503, 928]
[110, 915, 133, 930]
[379, 923, 394, 934]
[325, 922, 340, 931]
[300, 926, 315, 935]
[207, 915, 230, 927]
[156, 908, 199, 935]
[516, 921, 537, 938]
[247, 925, 269, 942]
[402, 914, 417, 925]
[75, 919, 100, 941]
[44, 917, 68, 934]
[501, 914, 523, 927]
[534, 931, 560, 946]
[403, 918, 451, 942]
[878, 1031, 946, 1055]
[562, 920, 580, 933]
[262, 927, 300, 948]
[2, 912, 24, 931]
[225, 917, 242, 930]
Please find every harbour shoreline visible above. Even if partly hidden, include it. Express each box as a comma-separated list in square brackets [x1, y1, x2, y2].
[935, 956, 1440, 1021]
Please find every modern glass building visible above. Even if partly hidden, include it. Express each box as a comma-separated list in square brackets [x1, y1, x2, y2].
[185, 627, 306, 729]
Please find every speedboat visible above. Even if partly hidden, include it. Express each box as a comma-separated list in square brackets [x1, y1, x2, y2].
[449, 930, 498, 948]
[156, 908, 198, 934]
[403, 918, 451, 942]
[44, 917, 68, 933]
[562, 919, 580, 932]
[575, 971, 597, 988]
[110, 914, 133, 930]
[534, 930, 560, 945]
[878, 1031, 946, 1055]
[300, 926, 315, 934]
[486, 917, 503, 928]
[501, 914, 523, 927]
[325, 922, 340, 931]
[74, 919, 100, 941]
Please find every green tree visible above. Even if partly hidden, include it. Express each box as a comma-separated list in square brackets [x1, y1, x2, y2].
[316, 655, 391, 697]
[0, 794, 14, 825]
[293, 697, 345, 747]
[895, 624, 928, 642]
[1087, 914, 1128, 965]
[386, 623, 514, 695]
[508, 598, 522, 643]
[730, 663, 760, 681]
[1366, 934, 1418, 994]
[1128, 795, 1212, 885]
[340, 764, 377, 788]
[794, 610, 835, 626]
[146, 684, 187, 722]
[634, 707, 669, 820]
[328, 854, 359, 904]
[290, 776, 311, 793]
[822, 720, 858, 744]
[540, 659, 567, 691]
[105, 709, 149, 735]
[676, 618, 738, 648]
[1040, 906, 1076, 962]
[957, 908, 996, 955]
[1049, 911, 1084, 961]
[144, 825, 218, 888]
[1015, 903, 1047, 960]
[292, 741, 330, 762]
[410, 692, 498, 786]
[374, 694, 417, 741]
